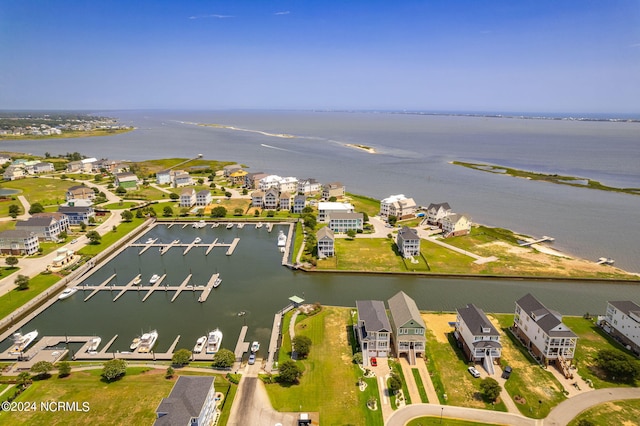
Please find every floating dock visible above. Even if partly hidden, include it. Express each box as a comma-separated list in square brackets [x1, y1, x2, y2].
[234, 326, 250, 361]
[519, 236, 555, 247]
[226, 238, 240, 255]
[132, 238, 239, 256]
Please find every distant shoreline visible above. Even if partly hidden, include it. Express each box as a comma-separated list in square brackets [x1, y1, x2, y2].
[0, 127, 134, 141]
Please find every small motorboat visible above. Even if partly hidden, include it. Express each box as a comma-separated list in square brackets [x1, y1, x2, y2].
[193, 336, 206, 353]
[87, 337, 101, 352]
[251, 341, 260, 353]
[58, 287, 78, 300]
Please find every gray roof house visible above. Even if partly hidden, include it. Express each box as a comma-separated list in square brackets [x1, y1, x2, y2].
[356, 300, 392, 366]
[396, 226, 420, 258]
[388, 291, 426, 364]
[154, 376, 216, 426]
[602, 301, 640, 355]
[455, 304, 502, 373]
[316, 227, 335, 258]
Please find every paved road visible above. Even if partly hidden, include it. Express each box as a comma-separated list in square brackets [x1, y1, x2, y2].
[544, 387, 640, 426]
[386, 403, 539, 426]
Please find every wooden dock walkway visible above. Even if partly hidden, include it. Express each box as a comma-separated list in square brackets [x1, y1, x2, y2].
[83, 274, 117, 301]
[138, 238, 157, 254]
[226, 238, 240, 255]
[519, 236, 555, 247]
[265, 313, 282, 373]
[131, 238, 239, 256]
[141, 274, 167, 301]
[234, 326, 250, 361]
[113, 274, 143, 301]
[197, 273, 219, 303]
[170, 274, 193, 302]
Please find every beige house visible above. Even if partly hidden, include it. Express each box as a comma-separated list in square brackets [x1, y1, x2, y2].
[441, 213, 471, 237]
[316, 227, 335, 258]
[322, 182, 345, 199]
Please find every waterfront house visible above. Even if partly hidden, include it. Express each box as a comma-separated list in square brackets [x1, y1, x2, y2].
[426, 202, 452, 225]
[58, 205, 95, 225]
[114, 172, 139, 190]
[31, 162, 54, 174]
[279, 192, 293, 211]
[316, 227, 335, 258]
[244, 172, 268, 189]
[441, 213, 471, 237]
[16, 213, 69, 241]
[297, 178, 322, 195]
[455, 304, 502, 373]
[278, 176, 299, 194]
[388, 291, 426, 364]
[259, 175, 283, 191]
[229, 170, 248, 186]
[396, 226, 420, 258]
[156, 169, 172, 185]
[322, 182, 345, 199]
[179, 188, 196, 208]
[154, 376, 216, 426]
[513, 293, 577, 368]
[196, 190, 212, 206]
[292, 195, 307, 213]
[0, 156, 11, 165]
[223, 164, 242, 177]
[66, 185, 95, 202]
[251, 190, 265, 208]
[380, 194, 417, 220]
[0, 230, 39, 255]
[355, 300, 392, 366]
[173, 171, 193, 187]
[318, 201, 355, 222]
[80, 158, 98, 172]
[601, 301, 640, 355]
[66, 160, 83, 172]
[3, 165, 25, 181]
[328, 212, 363, 233]
[264, 188, 279, 210]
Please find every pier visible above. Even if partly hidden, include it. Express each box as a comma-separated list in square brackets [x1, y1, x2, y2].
[197, 273, 219, 303]
[170, 274, 193, 302]
[519, 236, 555, 247]
[83, 274, 117, 301]
[226, 238, 240, 255]
[234, 325, 250, 361]
[131, 238, 239, 256]
[596, 257, 615, 265]
[141, 274, 167, 301]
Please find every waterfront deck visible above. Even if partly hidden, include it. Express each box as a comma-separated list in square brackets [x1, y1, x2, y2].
[234, 325, 249, 361]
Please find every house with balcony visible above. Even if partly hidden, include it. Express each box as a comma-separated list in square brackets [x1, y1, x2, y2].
[173, 171, 193, 187]
[196, 190, 212, 206]
[380, 194, 417, 220]
[426, 202, 452, 225]
[322, 182, 345, 199]
[316, 227, 335, 258]
[66, 185, 95, 203]
[31, 162, 54, 174]
[259, 175, 283, 191]
[278, 177, 299, 194]
[318, 202, 354, 222]
[156, 169, 172, 185]
[455, 304, 502, 374]
[245, 172, 268, 189]
[57, 205, 95, 225]
[601, 301, 640, 355]
[16, 213, 70, 241]
[179, 188, 196, 208]
[229, 170, 248, 186]
[388, 291, 426, 365]
[441, 213, 471, 237]
[297, 178, 322, 195]
[279, 192, 293, 211]
[154, 376, 217, 426]
[355, 300, 392, 367]
[0, 230, 39, 255]
[513, 293, 577, 370]
[3, 165, 25, 181]
[251, 190, 265, 208]
[263, 188, 279, 210]
[292, 195, 307, 213]
[328, 212, 363, 233]
[396, 226, 420, 258]
[223, 164, 242, 177]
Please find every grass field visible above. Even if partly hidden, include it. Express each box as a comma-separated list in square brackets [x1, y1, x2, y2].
[317, 238, 406, 271]
[0, 199, 22, 218]
[265, 307, 383, 425]
[131, 158, 235, 177]
[0, 177, 70, 206]
[0, 273, 61, 320]
[567, 399, 640, 426]
[412, 368, 429, 403]
[491, 314, 567, 418]
[101, 201, 141, 209]
[389, 358, 412, 408]
[123, 186, 168, 201]
[346, 193, 380, 217]
[76, 218, 145, 257]
[563, 316, 639, 389]
[407, 418, 502, 426]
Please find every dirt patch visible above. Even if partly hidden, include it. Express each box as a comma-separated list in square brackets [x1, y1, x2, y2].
[422, 313, 456, 343]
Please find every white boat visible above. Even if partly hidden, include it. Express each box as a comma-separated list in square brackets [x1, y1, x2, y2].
[149, 274, 160, 284]
[132, 276, 142, 285]
[251, 341, 260, 353]
[192, 220, 206, 229]
[206, 329, 223, 354]
[277, 230, 287, 247]
[194, 237, 202, 244]
[58, 287, 78, 300]
[256, 222, 263, 228]
[87, 337, 101, 352]
[226, 223, 234, 229]
[145, 238, 154, 244]
[130, 337, 141, 350]
[193, 336, 206, 353]
[213, 277, 222, 288]
[9, 330, 38, 354]
[137, 330, 158, 353]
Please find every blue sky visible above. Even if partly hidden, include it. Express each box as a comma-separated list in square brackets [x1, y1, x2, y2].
[1, 0, 639, 113]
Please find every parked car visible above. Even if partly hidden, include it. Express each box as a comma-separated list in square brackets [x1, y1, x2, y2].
[70, 239, 78, 244]
[502, 366, 512, 379]
[468, 366, 481, 378]
[248, 354, 256, 365]
[370, 357, 377, 367]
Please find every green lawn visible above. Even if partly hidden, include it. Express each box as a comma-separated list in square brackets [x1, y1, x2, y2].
[567, 399, 640, 426]
[491, 314, 567, 418]
[0, 273, 61, 321]
[0, 177, 70, 206]
[412, 368, 429, 403]
[346, 193, 380, 217]
[0, 199, 22, 218]
[265, 307, 383, 426]
[420, 239, 476, 273]
[563, 316, 639, 388]
[123, 186, 168, 201]
[101, 201, 141, 209]
[0, 368, 235, 425]
[317, 238, 406, 271]
[389, 358, 412, 408]
[408, 418, 504, 426]
[77, 218, 145, 257]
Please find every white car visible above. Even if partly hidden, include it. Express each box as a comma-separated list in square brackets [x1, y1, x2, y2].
[70, 239, 78, 244]
[468, 366, 481, 378]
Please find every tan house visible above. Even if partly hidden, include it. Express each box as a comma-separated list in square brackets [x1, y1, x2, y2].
[322, 182, 345, 199]
[229, 170, 248, 186]
[316, 227, 335, 258]
[66, 185, 96, 202]
[441, 213, 471, 237]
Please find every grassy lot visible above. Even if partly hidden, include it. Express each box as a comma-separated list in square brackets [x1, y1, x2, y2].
[292, 221, 304, 262]
[563, 316, 639, 389]
[277, 310, 294, 366]
[411, 368, 429, 403]
[389, 358, 412, 408]
[101, 201, 140, 209]
[0, 177, 70, 206]
[402, 252, 431, 272]
[421, 239, 476, 273]
[422, 313, 508, 412]
[76, 218, 145, 257]
[0, 219, 17, 231]
[265, 307, 383, 426]
[317, 238, 406, 271]
[204, 199, 252, 216]
[408, 418, 503, 426]
[491, 314, 567, 418]
[0, 199, 22, 218]
[0, 273, 61, 320]
[123, 186, 168, 201]
[131, 158, 235, 177]
[346, 193, 380, 217]
[0, 368, 235, 425]
[567, 399, 640, 426]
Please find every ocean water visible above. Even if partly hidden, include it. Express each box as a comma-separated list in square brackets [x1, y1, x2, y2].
[2, 110, 639, 272]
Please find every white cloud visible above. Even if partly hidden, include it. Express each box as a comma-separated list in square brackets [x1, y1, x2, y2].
[189, 14, 234, 20]
[274, 11, 290, 15]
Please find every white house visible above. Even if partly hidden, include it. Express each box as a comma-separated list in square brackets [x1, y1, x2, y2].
[513, 293, 577, 367]
[66, 185, 95, 202]
[0, 230, 39, 255]
[427, 202, 452, 225]
[455, 304, 502, 374]
[278, 177, 299, 194]
[251, 190, 265, 208]
[388, 291, 426, 365]
[297, 178, 322, 195]
[602, 301, 640, 355]
[356, 300, 392, 366]
[316, 227, 335, 258]
[154, 376, 216, 426]
[179, 188, 196, 207]
[264, 188, 279, 210]
[3, 165, 25, 181]
[441, 213, 471, 237]
[380, 194, 417, 220]
[318, 202, 354, 222]
[259, 175, 283, 191]
[173, 172, 193, 187]
[195, 190, 212, 206]
[156, 170, 172, 185]
[292, 195, 307, 213]
[396, 226, 420, 258]
[328, 212, 363, 233]
[16, 213, 70, 241]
